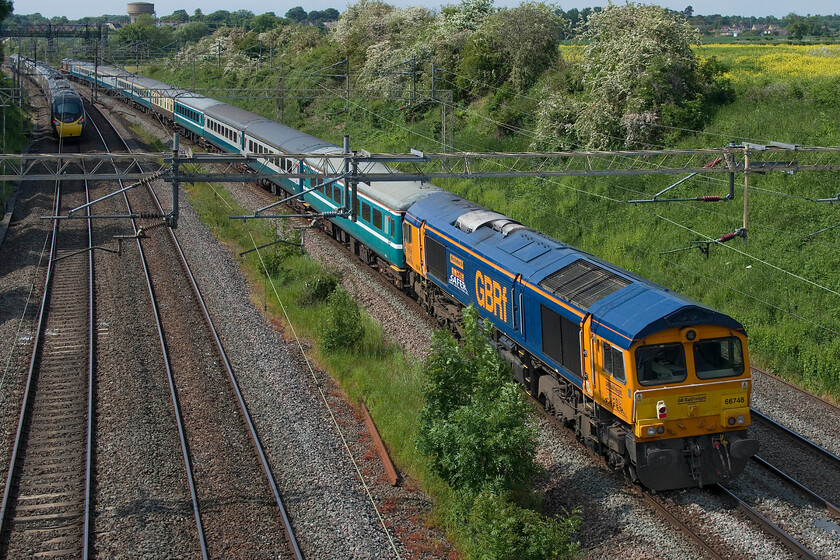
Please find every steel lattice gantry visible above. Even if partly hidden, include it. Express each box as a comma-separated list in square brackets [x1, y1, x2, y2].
[4, 144, 840, 185]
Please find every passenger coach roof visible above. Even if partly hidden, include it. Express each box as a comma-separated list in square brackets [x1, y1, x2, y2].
[245, 124, 444, 211]
[130, 75, 186, 96]
[205, 103, 271, 129]
[178, 95, 223, 112]
[246, 121, 335, 154]
[408, 192, 743, 349]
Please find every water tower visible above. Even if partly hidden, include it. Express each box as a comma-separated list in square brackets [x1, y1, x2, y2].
[127, 2, 155, 23]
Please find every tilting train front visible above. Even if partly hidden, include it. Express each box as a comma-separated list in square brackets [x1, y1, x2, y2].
[403, 192, 759, 491]
[11, 55, 86, 139]
[50, 89, 86, 139]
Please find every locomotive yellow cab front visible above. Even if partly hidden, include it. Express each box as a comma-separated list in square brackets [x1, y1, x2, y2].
[626, 325, 760, 489]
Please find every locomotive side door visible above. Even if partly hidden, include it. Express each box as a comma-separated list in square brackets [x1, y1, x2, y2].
[593, 338, 613, 409]
[593, 336, 631, 421]
[581, 314, 595, 398]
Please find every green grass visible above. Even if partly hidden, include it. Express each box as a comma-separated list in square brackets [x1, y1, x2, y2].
[129, 123, 168, 152]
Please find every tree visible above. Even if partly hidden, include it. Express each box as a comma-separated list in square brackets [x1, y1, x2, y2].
[285, 6, 308, 23]
[164, 9, 189, 23]
[0, 0, 11, 61]
[416, 307, 541, 497]
[683, 5, 694, 18]
[788, 20, 808, 39]
[441, 0, 494, 31]
[490, 3, 565, 91]
[250, 12, 282, 32]
[115, 14, 173, 51]
[333, 0, 396, 62]
[574, 3, 704, 149]
[173, 21, 210, 44]
[322, 8, 340, 21]
[0, 0, 12, 24]
[206, 10, 230, 25]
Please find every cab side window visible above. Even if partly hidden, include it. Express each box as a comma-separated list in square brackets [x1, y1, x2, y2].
[602, 341, 626, 383]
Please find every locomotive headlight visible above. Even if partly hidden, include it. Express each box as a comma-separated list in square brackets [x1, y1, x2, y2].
[736, 415, 745, 425]
[646, 426, 657, 436]
[657, 426, 665, 434]
[728, 417, 736, 425]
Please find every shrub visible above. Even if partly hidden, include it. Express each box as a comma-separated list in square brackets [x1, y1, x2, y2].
[467, 489, 581, 560]
[321, 287, 364, 352]
[416, 307, 541, 497]
[300, 268, 341, 305]
[261, 230, 301, 278]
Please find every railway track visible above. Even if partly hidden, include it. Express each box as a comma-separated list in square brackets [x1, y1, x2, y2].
[85, 100, 303, 558]
[751, 409, 840, 508]
[0, 146, 94, 557]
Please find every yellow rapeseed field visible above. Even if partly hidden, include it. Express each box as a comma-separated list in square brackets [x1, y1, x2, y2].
[701, 44, 840, 81]
[559, 43, 840, 81]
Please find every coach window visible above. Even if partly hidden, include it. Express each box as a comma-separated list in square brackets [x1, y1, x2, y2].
[601, 341, 626, 383]
[372, 208, 383, 231]
[362, 202, 371, 223]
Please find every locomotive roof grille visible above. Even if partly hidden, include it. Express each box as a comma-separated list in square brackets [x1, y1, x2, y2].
[540, 259, 631, 310]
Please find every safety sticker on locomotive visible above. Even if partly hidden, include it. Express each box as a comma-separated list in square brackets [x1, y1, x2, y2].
[449, 267, 469, 295]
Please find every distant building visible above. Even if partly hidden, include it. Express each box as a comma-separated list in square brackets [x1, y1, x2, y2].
[127, 2, 155, 24]
[717, 25, 745, 36]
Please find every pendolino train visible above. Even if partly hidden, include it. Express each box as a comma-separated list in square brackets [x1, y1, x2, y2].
[12, 55, 86, 140]
[62, 58, 759, 491]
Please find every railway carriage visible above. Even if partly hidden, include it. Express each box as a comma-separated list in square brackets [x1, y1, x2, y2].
[60, 58, 759, 489]
[173, 96, 218, 142]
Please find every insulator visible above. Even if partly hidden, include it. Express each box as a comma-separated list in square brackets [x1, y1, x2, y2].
[700, 196, 722, 202]
[703, 157, 723, 168]
[718, 232, 736, 243]
[139, 212, 164, 219]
